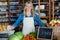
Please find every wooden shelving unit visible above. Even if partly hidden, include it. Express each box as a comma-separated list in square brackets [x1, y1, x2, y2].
[54, 0, 60, 19]
[8, 0, 22, 25]
[0, 0, 23, 26]
[0, 0, 9, 25]
[37, 0, 51, 23]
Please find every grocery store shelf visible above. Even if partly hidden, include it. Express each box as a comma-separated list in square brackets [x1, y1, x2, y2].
[0, 17, 7, 19]
[39, 16, 49, 18]
[40, 9, 49, 11]
[54, 1, 60, 3]
[0, 0, 7, 2]
[33, 3, 38, 5]
[33, 2, 49, 5]
[40, 2, 49, 4]
[0, 21, 9, 23]
[10, 8, 19, 10]
[10, 16, 18, 18]
[10, 5, 20, 6]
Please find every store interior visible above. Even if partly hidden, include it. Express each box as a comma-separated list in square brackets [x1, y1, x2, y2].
[0, 0, 60, 40]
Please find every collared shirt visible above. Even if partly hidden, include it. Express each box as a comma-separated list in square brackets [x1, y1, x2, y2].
[12, 13, 45, 27]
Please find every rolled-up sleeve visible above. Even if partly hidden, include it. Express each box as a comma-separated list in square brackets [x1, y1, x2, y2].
[12, 14, 23, 27]
[34, 14, 45, 27]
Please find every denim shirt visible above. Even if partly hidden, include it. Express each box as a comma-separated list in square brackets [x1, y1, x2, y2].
[12, 13, 45, 27]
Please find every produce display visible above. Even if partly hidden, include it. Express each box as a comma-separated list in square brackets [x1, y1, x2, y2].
[9, 32, 37, 40]
[49, 19, 60, 27]
[0, 25, 6, 31]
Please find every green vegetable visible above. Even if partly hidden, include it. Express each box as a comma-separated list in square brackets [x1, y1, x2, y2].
[9, 32, 24, 40]
[15, 32, 24, 40]
[9, 34, 20, 40]
[30, 32, 37, 38]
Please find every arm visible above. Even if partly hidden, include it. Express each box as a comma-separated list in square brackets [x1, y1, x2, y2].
[12, 13, 24, 28]
[34, 14, 45, 27]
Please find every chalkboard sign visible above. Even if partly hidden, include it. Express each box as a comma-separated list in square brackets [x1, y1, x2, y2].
[37, 27, 53, 40]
